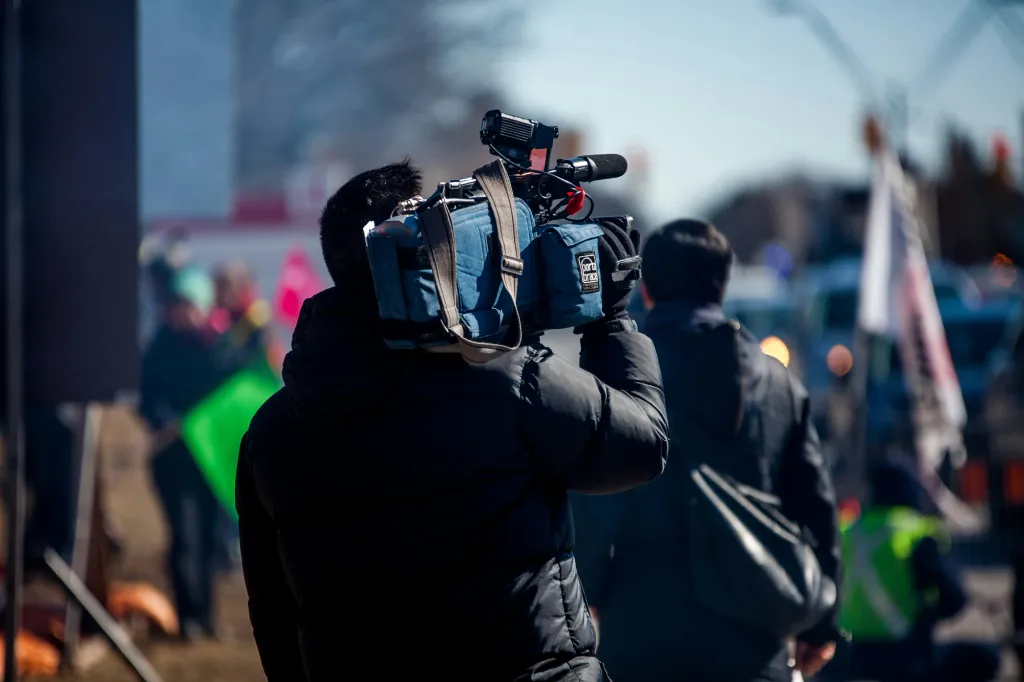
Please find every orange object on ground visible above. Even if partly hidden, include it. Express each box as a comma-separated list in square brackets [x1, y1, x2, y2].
[107, 582, 180, 636]
[0, 631, 61, 678]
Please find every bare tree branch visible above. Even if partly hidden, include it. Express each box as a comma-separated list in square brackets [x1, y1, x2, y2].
[235, 0, 524, 186]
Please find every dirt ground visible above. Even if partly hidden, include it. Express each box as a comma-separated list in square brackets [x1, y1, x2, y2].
[30, 406, 266, 682]
[11, 404, 1022, 681]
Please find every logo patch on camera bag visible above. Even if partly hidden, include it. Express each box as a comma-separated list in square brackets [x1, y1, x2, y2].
[576, 252, 600, 293]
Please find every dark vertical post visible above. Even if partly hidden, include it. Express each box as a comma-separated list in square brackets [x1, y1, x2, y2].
[849, 328, 873, 500]
[61, 404, 101, 669]
[2, 0, 25, 680]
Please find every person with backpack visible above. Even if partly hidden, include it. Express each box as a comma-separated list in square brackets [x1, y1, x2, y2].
[235, 160, 669, 681]
[573, 219, 842, 682]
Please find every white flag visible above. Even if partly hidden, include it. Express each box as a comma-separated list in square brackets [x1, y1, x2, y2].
[856, 153, 898, 336]
[856, 150, 983, 533]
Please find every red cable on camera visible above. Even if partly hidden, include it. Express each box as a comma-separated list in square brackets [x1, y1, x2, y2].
[565, 187, 586, 216]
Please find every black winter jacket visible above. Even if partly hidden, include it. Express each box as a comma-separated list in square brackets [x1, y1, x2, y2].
[236, 287, 669, 682]
[573, 302, 841, 682]
[139, 324, 227, 433]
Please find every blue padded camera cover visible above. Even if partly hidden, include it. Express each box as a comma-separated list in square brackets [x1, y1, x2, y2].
[366, 199, 605, 348]
[538, 222, 604, 329]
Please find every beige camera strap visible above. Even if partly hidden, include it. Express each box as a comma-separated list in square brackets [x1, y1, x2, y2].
[420, 160, 524, 365]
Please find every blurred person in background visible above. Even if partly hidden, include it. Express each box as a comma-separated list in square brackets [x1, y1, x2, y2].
[141, 236, 192, 321]
[143, 250, 180, 305]
[574, 219, 841, 682]
[139, 265, 227, 641]
[235, 161, 668, 681]
[839, 458, 1000, 682]
[211, 260, 276, 369]
[208, 261, 277, 572]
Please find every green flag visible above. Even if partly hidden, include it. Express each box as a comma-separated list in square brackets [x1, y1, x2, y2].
[181, 361, 281, 518]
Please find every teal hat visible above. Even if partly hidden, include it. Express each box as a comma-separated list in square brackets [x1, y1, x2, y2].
[169, 266, 215, 315]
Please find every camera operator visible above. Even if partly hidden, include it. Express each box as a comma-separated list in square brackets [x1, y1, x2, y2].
[575, 220, 841, 682]
[235, 160, 669, 681]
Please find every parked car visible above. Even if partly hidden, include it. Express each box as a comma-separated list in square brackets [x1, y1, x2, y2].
[723, 293, 802, 379]
[794, 257, 980, 440]
[870, 297, 1015, 455]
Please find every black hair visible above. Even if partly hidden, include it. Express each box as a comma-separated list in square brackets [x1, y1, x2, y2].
[319, 159, 423, 287]
[641, 218, 734, 305]
[146, 255, 178, 306]
[868, 458, 934, 514]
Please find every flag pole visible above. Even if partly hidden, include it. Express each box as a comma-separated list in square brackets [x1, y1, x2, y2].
[850, 114, 886, 500]
[849, 329, 873, 500]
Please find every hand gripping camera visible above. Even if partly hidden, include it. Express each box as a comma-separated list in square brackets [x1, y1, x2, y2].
[364, 111, 641, 364]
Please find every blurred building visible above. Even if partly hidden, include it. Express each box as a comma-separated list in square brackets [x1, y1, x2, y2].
[936, 131, 1024, 265]
[139, 0, 234, 221]
[707, 163, 946, 272]
[706, 175, 832, 270]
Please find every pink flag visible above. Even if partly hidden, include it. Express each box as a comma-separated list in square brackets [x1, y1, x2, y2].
[274, 245, 324, 329]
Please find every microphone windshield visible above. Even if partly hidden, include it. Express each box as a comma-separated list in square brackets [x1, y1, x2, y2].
[587, 154, 628, 181]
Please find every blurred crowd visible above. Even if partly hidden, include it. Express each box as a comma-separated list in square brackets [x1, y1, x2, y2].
[138, 250, 280, 640]
[2, 1, 1020, 679]
[8, 210, 1022, 682]
[20, 245, 282, 643]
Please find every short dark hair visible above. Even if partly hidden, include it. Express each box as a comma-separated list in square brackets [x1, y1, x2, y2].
[319, 159, 423, 287]
[641, 218, 733, 305]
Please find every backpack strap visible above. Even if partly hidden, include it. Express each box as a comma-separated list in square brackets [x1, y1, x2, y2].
[420, 160, 524, 365]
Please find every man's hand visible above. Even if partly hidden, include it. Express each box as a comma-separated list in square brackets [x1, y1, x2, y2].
[794, 641, 836, 678]
[575, 217, 641, 334]
[150, 420, 182, 453]
[594, 217, 641, 321]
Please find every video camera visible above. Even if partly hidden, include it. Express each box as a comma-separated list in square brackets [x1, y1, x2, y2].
[395, 110, 630, 225]
[365, 111, 640, 363]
